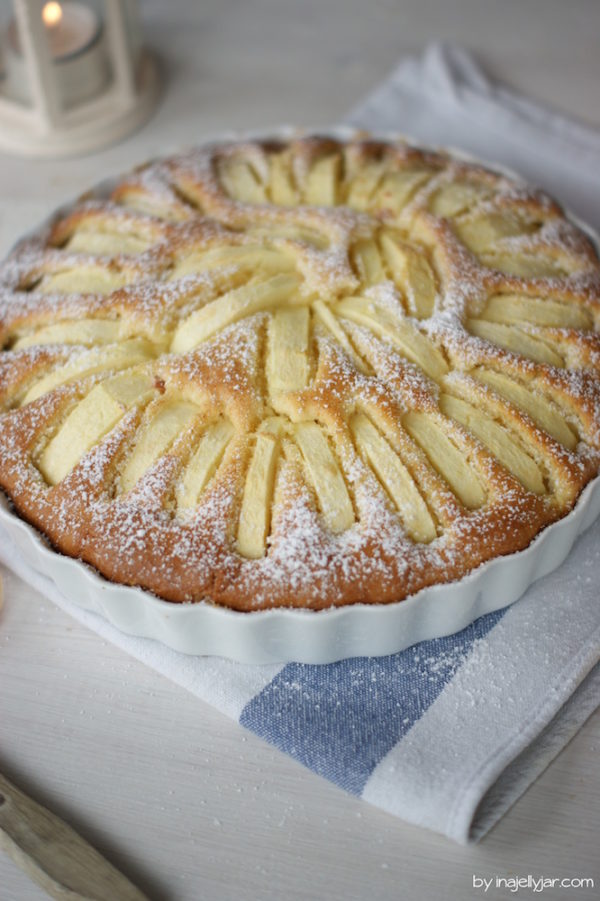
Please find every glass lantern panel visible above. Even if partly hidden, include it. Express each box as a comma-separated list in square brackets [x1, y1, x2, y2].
[122, 0, 141, 69]
[48, 0, 111, 110]
[0, 0, 36, 108]
[0, 1, 115, 112]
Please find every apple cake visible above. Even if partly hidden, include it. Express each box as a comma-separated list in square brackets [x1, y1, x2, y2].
[0, 135, 599, 611]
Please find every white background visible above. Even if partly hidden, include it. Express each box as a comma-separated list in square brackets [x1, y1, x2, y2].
[1, 1, 599, 899]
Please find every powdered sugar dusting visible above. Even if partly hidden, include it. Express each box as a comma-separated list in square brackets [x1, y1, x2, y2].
[0, 135, 599, 611]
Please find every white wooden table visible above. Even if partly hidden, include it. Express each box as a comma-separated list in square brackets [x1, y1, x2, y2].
[1, 2, 599, 898]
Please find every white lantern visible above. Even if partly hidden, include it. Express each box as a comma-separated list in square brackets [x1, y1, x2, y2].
[0, 0, 160, 156]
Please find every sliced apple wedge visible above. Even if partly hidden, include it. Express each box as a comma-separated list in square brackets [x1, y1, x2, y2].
[267, 306, 310, 399]
[237, 430, 281, 558]
[352, 239, 385, 285]
[429, 181, 491, 218]
[346, 162, 385, 210]
[335, 296, 448, 380]
[38, 369, 155, 486]
[14, 318, 122, 350]
[379, 233, 436, 318]
[176, 419, 234, 510]
[374, 170, 431, 215]
[39, 264, 132, 296]
[294, 421, 354, 533]
[171, 273, 303, 353]
[480, 294, 592, 330]
[472, 368, 577, 450]
[120, 399, 201, 493]
[22, 337, 156, 405]
[304, 154, 341, 206]
[455, 213, 533, 254]
[269, 152, 299, 205]
[439, 393, 545, 494]
[351, 412, 436, 542]
[67, 230, 151, 256]
[219, 159, 267, 204]
[170, 245, 295, 281]
[467, 318, 564, 367]
[403, 411, 486, 509]
[312, 300, 368, 373]
[479, 252, 567, 278]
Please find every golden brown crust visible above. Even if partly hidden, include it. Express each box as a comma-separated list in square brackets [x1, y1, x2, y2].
[1, 135, 599, 611]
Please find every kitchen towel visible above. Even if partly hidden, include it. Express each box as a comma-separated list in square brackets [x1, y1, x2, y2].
[1, 42, 600, 843]
[347, 41, 600, 232]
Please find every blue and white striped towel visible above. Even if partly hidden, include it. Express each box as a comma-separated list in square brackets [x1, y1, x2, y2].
[1, 43, 600, 843]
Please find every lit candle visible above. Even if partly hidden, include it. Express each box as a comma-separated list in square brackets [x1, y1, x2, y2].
[41, 2, 99, 57]
[5, 2, 109, 108]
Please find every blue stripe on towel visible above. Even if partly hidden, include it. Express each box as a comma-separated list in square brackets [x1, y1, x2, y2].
[240, 609, 505, 795]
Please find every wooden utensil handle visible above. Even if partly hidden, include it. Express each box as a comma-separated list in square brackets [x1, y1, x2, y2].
[0, 771, 149, 900]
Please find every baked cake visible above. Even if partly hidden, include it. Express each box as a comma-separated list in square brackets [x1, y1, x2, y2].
[1, 135, 599, 611]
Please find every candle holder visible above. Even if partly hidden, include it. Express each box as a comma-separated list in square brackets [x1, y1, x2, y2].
[0, 0, 160, 157]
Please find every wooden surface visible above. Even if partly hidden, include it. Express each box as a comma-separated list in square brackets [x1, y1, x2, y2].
[1, 1, 599, 898]
[0, 770, 149, 900]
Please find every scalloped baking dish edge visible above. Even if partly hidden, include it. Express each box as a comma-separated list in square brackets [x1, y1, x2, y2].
[1, 125, 599, 664]
[2, 478, 599, 663]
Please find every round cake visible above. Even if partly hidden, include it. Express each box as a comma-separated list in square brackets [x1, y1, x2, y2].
[1, 135, 599, 611]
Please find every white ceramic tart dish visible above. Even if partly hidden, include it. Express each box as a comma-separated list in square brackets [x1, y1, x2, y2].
[1, 126, 600, 663]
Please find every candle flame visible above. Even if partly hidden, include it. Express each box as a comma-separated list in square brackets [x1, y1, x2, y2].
[42, 2, 63, 28]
